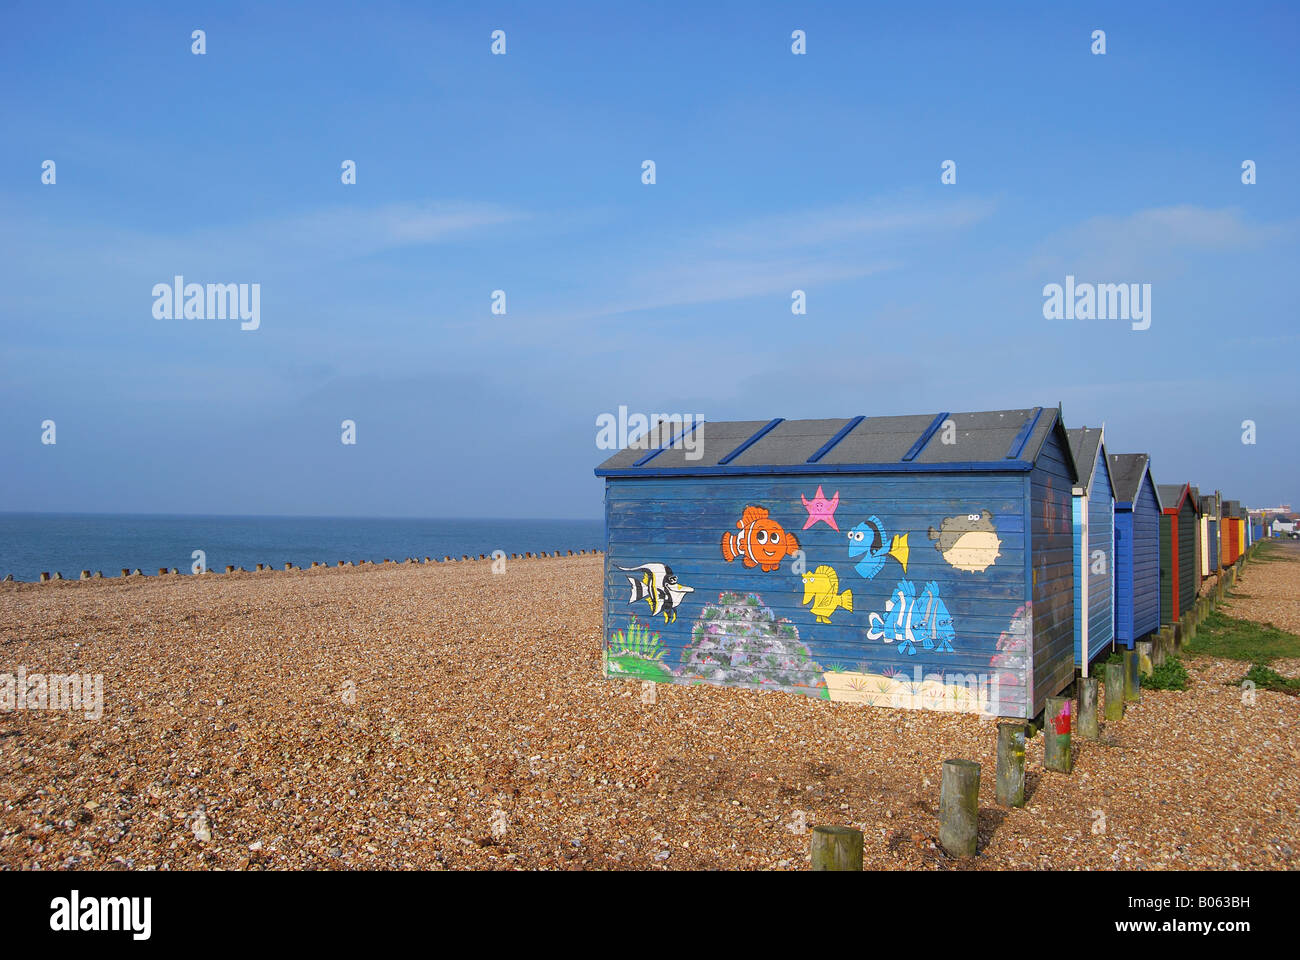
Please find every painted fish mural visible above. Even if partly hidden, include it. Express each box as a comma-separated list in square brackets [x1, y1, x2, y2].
[801, 485, 840, 531]
[801, 565, 853, 623]
[928, 510, 1003, 572]
[721, 505, 800, 572]
[847, 516, 909, 579]
[866, 580, 956, 656]
[616, 562, 694, 623]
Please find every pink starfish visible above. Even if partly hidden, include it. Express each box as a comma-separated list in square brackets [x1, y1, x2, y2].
[801, 485, 840, 531]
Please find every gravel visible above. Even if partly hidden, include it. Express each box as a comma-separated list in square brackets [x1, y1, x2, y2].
[1, 554, 1296, 870]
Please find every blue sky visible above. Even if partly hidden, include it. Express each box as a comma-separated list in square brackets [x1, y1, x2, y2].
[2, 1, 1297, 518]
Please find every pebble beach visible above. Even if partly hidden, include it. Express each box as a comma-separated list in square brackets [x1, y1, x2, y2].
[2, 550, 1297, 871]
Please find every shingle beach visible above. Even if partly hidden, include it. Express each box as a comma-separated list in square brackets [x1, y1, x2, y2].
[2, 550, 1297, 870]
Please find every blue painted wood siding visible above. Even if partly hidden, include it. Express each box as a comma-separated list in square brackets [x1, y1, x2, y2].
[1114, 510, 1136, 644]
[1131, 475, 1162, 638]
[603, 473, 1033, 716]
[1028, 429, 1076, 715]
[1207, 519, 1219, 570]
[1072, 449, 1114, 668]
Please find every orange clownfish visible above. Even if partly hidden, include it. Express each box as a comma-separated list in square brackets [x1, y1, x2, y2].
[721, 505, 800, 572]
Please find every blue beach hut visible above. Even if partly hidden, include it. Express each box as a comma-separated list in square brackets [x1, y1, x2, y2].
[595, 406, 1079, 719]
[1107, 453, 1162, 648]
[1066, 426, 1114, 675]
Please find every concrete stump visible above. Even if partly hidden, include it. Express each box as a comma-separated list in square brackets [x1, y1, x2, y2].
[938, 759, 981, 858]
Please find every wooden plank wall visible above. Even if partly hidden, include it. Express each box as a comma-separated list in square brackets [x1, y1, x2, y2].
[1131, 474, 1163, 638]
[1178, 499, 1197, 611]
[1072, 448, 1114, 669]
[1028, 428, 1076, 716]
[603, 472, 1032, 717]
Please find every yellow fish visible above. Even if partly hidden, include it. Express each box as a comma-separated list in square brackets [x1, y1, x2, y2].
[801, 565, 853, 624]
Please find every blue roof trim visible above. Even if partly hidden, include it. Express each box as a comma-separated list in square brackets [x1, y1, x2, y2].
[805, 416, 865, 463]
[631, 418, 702, 467]
[718, 417, 784, 466]
[1005, 406, 1044, 459]
[901, 411, 950, 462]
[596, 459, 1037, 478]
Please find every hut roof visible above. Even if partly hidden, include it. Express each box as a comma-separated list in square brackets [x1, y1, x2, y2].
[594, 407, 1077, 479]
[1066, 426, 1114, 499]
[1107, 453, 1158, 509]
[1158, 483, 1198, 514]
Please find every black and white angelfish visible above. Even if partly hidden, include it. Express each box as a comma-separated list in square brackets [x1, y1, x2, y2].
[616, 562, 694, 623]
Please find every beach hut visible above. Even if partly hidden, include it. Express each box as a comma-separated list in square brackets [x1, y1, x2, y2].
[595, 407, 1079, 719]
[1189, 485, 1204, 587]
[1108, 453, 1162, 648]
[1200, 492, 1219, 575]
[1223, 500, 1241, 565]
[1157, 483, 1199, 624]
[1067, 426, 1114, 675]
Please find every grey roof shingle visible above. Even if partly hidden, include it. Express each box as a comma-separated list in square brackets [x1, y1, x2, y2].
[1066, 426, 1110, 496]
[594, 406, 1077, 477]
[1107, 453, 1153, 505]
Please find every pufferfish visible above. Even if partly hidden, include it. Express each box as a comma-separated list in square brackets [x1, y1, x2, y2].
[801, 565, 853, 624]
[847, 516, 910, 580]
[928, 510, 1002, 573]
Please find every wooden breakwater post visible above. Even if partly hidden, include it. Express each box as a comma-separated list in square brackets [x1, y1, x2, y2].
[1043, 697, 1073, 773]
[810, 825, 863, 871]
[938, 759, 981, 858]
[995, 723, 1026, 807]
[1124, 650, 1141, 703]
[1078, 677, 1100, 740]
[1136, 641, 1154, 677]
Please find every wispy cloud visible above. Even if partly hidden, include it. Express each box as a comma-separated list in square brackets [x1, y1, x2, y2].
[0, 199, 526, 278]
[1024, 204, 1294, 279]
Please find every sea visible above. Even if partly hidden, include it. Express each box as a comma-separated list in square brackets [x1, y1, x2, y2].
[0, 513, 604, 582]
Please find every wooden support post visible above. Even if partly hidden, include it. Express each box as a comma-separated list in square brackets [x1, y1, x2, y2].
[1078, 677, 1100, 740]
[1136, 641, 1154, 677]
[1104, 663, 1125, 722]
[938, 759, 981, 858]
[995, 723, 1026, 807]
[1124, 650, 1141, 703]
[810, 825, 863, 871]
[1043, 697, 1073, 773]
